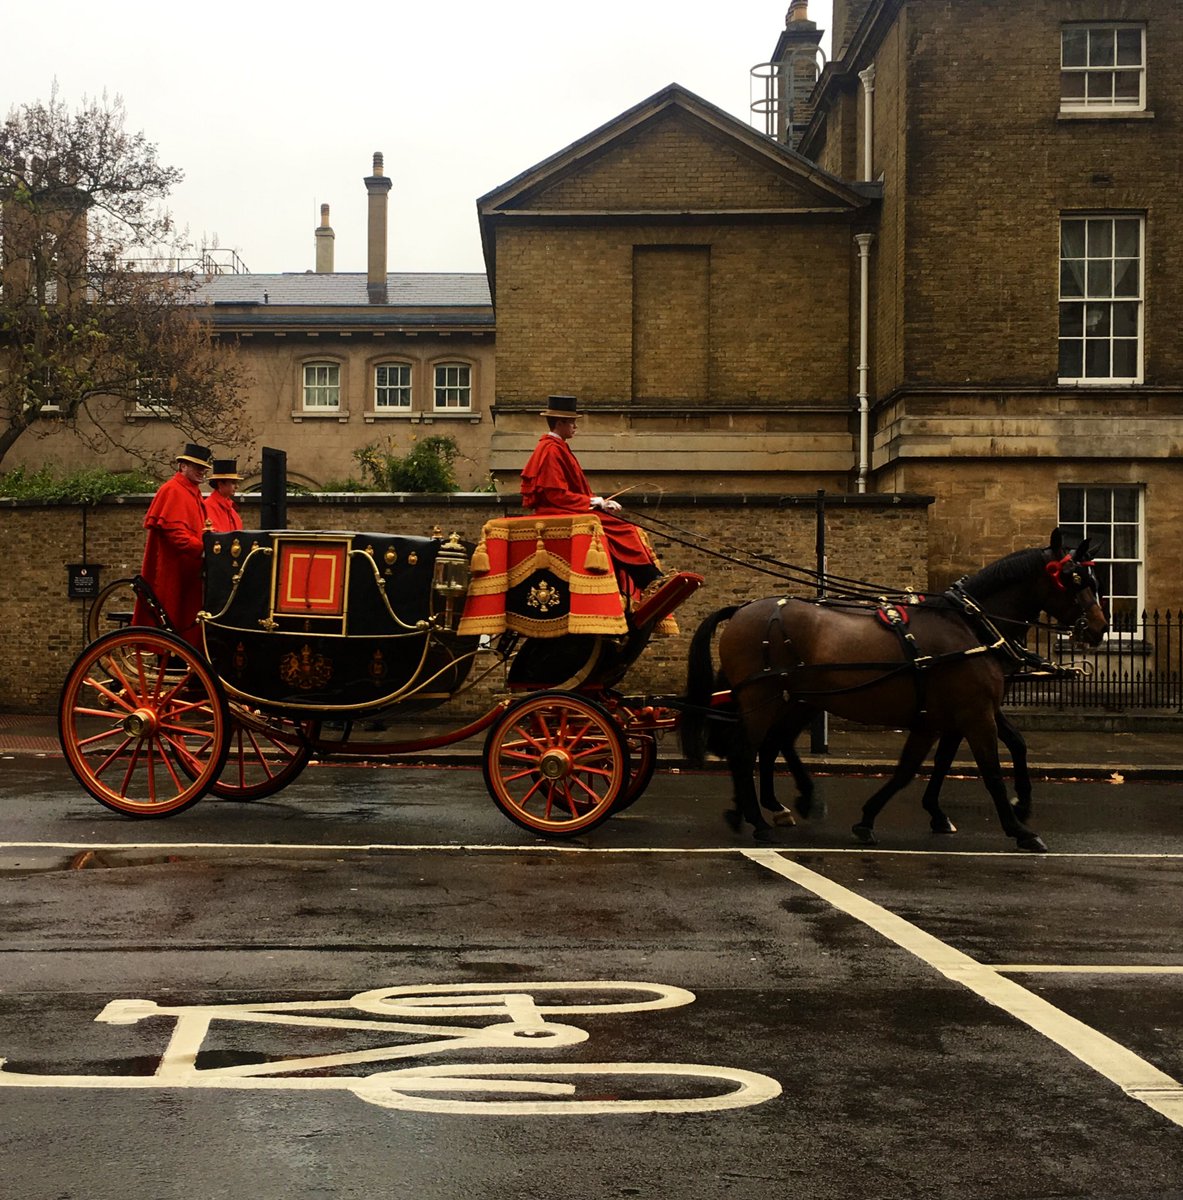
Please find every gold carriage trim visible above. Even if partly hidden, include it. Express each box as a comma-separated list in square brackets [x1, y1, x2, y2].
[458, 515, 628, 638]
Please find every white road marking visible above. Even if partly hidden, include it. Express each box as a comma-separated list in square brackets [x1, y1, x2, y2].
[744, 849, 1183, 1129]
[4, 841, 1183, 859]
[988, 965, 1183, 974]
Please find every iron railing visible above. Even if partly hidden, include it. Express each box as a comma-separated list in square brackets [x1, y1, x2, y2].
[1007, 608, 1183, 712]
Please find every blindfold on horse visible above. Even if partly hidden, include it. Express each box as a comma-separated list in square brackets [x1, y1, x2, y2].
[680, 529, 1108, 852]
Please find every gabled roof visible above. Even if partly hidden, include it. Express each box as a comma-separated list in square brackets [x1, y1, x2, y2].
[478, 82, 877, 282]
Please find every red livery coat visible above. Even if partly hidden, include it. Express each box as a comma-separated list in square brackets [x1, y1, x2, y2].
[204, 490, 243, 533]
[519, 433, 657, 582]
[132, 471, 207, 646]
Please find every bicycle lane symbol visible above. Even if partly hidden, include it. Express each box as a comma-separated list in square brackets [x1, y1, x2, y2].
[0, 981, 781, 1115]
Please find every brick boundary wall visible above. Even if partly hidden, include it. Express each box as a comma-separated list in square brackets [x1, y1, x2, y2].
[0, 492, 931, 714]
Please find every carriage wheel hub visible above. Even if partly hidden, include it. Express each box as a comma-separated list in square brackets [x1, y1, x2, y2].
[122, 708, 158, 738]
[538, 749, 572, 780]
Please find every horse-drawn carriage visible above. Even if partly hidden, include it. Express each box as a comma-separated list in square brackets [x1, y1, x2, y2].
[59, 516, 702, 838]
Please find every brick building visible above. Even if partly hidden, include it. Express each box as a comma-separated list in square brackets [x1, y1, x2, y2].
[479, 0, 1183, 628]
[2, 154, 496, 491]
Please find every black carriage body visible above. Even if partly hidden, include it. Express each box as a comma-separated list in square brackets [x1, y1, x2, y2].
[201, 530, 477, 715]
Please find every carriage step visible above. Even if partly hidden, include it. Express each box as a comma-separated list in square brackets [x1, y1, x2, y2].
[632, 572, 705, 628]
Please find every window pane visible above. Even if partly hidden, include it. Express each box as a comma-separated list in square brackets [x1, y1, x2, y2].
[1088, 28, 1115, 65]
[1114, 220, 1140, 257]
[1060, 260, 1085, 298]
[1060, 72, 1086, 102]
[1086, 260, 1112, 297]
[1059, 340, 1083, 377]
[1084, 487, 1113, 522]
[1059, 303, 1084, 336]
[1115, 28, 1142, 66]
[1111, 525, 1137, 558]
[1111, 302, 1138, 336]
[1061, 27, 1088, 67]
[1112, 489, 1138, 522]
[1110, 562, 1137, 595]
[1113, 259, 1139, 298]
[1108, 598, 1137, 632]
[1086, 220, 1112, 257]
[1059, 487, 1084, 523]
[1084, 340, 1110, 377]
[1085, 303, 1110, 335]
[1061, 220, 1086, 258]
[1113, 71, 1141, 101]
[1111, 339, 1138, 377]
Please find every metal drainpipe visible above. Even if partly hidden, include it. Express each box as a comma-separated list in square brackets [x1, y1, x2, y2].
[855, 233, 875, 493]
[859, 65, 876, 181]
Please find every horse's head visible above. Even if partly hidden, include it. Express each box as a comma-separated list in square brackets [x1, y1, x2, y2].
[1044, 528, 1108, 646]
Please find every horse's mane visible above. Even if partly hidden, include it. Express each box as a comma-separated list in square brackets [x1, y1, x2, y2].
[959, 546, 1047, 598]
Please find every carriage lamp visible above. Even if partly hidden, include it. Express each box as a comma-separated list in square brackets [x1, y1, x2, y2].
[432, 532, 471, 630]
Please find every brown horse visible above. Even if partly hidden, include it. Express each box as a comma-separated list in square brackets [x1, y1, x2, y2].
[681, 530, 1108, 851]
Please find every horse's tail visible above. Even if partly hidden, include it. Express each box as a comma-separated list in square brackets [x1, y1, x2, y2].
[680, 604, 744, 768]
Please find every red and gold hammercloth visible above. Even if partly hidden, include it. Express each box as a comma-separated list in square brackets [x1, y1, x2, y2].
[458, 515, 629, 638]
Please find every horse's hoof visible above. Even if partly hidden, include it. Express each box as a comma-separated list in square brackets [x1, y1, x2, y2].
[723, 809, 742, 834]
[931, 818, 957, 835]
[753, 825, 778, 844]
[1017, 834, 1049, 853]
[771, 809, 796, 828]
[851, 823, 878, 846]
[795, 795, 826, 821]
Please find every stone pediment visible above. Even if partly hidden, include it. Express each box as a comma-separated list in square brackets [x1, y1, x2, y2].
[479, 83, 871, 223]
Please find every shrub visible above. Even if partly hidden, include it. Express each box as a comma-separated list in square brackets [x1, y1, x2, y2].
[0, 465, 157, 504]
[353, 435, 460, 493]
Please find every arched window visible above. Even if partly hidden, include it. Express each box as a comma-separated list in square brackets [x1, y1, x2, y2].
[302, 362, 341, 411]
[374, 362, 412, 410]
[433, 362, 471, 411]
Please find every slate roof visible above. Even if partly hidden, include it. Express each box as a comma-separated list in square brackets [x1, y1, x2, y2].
[195, 272, 491, 308]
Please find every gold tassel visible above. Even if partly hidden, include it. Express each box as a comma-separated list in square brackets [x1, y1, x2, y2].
[531, 522, 550, 572]
[470, 535, 490, 575]
[583, 526, 611, 573]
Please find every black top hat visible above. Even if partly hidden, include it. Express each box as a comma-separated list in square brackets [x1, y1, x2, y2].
[540, 395, 579, 419]
[209, 459, 240, 481]
[175, 443, 213, 469]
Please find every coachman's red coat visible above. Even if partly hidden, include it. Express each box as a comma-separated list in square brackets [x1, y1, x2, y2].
[132, 471, 208, 645]
[204, 489, 243, 533]
[519, 433, 658, 591]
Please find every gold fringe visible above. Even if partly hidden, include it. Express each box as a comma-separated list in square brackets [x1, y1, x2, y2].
[531, 523, 550, 572]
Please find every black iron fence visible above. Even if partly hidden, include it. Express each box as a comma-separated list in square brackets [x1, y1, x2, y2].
[1007, 608, 1183, 712]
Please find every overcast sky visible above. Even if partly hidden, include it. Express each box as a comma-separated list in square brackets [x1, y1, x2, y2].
[9, 1, 833, 276]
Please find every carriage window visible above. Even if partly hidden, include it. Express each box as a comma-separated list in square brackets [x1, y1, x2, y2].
[1061, 25, 1145, 113]
[1058, 215, 1143, 385]
[433, 363, 471, 411]
[302, 363, 341, 411]
[1058, 485, 1142, 634]
[374, 363, 412, 410]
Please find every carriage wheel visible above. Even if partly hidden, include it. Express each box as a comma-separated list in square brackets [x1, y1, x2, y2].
[58, 628, 229, 818]
[482, 692, 629, 838]
[86, 577, 142, 643]
[208, 709, 320, 801]
[612, 733, 658, 813]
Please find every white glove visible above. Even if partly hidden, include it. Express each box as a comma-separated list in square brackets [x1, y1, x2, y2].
[590, 496, 621, 513]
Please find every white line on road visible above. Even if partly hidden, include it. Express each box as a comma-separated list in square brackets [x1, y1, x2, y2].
[988, 964, 1183, 974]
[744, 849, 1183, 1129]
[4, 841, 1183, 858]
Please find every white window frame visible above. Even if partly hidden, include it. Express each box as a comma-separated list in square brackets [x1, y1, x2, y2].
[433, 362, 472, 411]
[1060, 24, 1146, 113]
[1058, 485, 1144, 635]
[133, 378, 173, 417]
[302, 361, 341, 412]
[1058, 214, 1143, 386]
[374, 362, 412, 411]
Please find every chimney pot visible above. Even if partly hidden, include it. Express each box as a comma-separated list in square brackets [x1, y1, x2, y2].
[364, 153, 392, 303]
[315, 202, 335, 273]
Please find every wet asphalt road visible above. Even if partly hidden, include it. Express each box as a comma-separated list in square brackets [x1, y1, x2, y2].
[2, 757, 1182, 1200]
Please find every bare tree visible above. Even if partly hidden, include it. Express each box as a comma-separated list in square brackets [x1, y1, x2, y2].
[0, 88, 252, 471]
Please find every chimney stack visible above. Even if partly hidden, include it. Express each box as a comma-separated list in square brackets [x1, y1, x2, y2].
[364, 151, 391, 304]
[314, 203, 335, 273]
